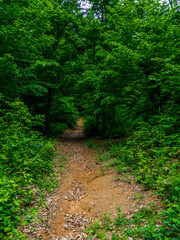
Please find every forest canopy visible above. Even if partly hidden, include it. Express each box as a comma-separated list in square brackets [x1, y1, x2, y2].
[0, 0, 179, 239]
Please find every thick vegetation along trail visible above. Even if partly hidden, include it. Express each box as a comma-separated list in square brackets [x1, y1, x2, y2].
[25, 119, 161, 240]
[1, 1, 179, 239]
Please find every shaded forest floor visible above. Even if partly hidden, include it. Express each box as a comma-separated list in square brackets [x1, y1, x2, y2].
[23, 119, 161, 240]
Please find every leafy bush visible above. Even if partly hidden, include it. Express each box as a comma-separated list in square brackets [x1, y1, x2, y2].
[86, 203, 180, 239]
[50, 96, 78, 136]
[0, 98, 56, 239]
[108, 119, 180, 239]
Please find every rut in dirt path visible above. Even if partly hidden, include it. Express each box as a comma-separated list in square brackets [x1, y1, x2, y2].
[25, 119, 161, 240]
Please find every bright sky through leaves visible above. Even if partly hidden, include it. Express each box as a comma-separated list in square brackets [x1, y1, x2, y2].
[79, 0, 92, 12]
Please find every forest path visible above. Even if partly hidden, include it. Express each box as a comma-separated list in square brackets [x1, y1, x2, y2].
[27, 119, 160, 240]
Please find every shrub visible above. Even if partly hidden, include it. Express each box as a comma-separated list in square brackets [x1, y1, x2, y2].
[0, 98, 56, 239]
[109, 118, 180, 239]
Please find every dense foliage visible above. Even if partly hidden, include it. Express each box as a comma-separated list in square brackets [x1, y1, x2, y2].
[0, 0, 179, 238]
[0, 97, 56, 239]
[0, 0, 80, 134]
[108, 121, 180, 239]
[80, 0, 180, 137]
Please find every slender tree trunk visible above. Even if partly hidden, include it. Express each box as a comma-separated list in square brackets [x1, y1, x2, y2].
[95, 113, 99, 135]
[45, 88, 53, 132]
[102, 108, 106, 131]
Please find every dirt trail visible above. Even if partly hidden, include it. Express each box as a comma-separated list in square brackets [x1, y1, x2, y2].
[25, 119, 160, 240]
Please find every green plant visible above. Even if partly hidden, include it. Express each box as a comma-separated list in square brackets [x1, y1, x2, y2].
[0, 99, 65, 239]
[114, 207, 129, 227]
[111, 233, 120, 240]
[108, 120, 180, 239]
[102, 212, 113, 230]
[86, 139, 93, 148]
[84, 219, 101, 239]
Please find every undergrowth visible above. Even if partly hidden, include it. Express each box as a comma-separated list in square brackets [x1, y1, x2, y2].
[85, 119, 180, 239]
[85, 204, 167, 240]
[0, 98, 65, 239]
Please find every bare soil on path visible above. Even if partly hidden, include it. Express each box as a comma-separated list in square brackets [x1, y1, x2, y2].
[25, 119, 161, 240]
